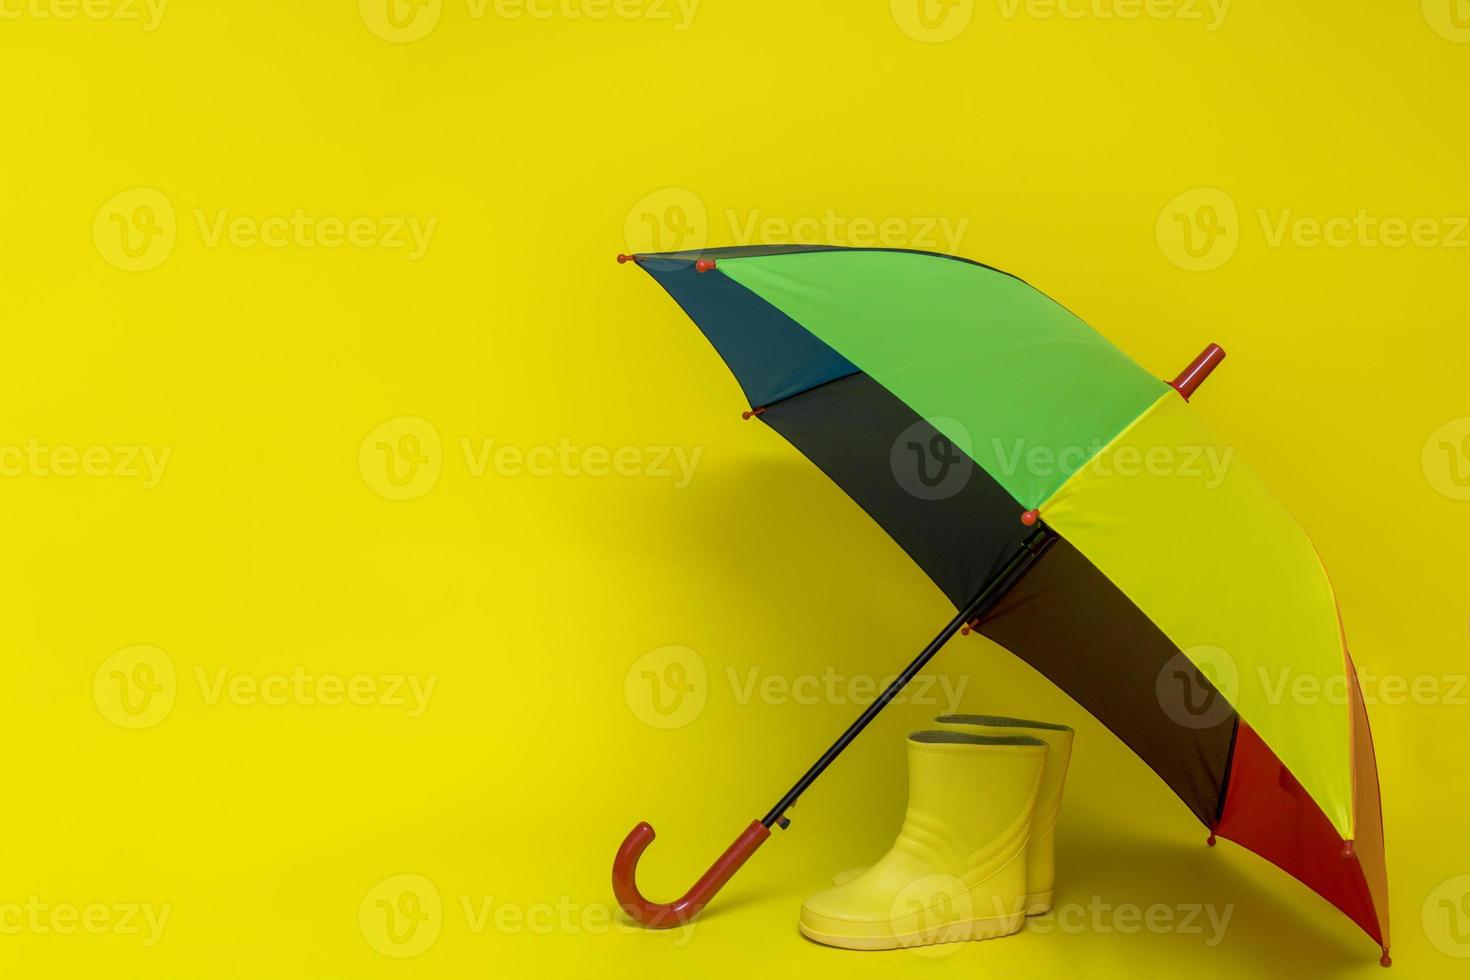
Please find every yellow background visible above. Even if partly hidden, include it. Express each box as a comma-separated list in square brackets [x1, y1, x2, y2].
[1, 1, 1467, 977]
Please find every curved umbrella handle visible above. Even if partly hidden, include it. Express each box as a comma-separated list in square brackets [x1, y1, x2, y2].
[612, 819, 771, 928]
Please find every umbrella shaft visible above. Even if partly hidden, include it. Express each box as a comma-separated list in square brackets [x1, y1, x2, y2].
[760, 527, 1055, 829]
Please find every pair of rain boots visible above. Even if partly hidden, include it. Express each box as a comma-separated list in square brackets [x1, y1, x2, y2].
[799, 715, 1074, 951]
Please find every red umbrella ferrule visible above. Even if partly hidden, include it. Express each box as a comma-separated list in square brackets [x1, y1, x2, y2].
[695, 259, 718, 273]
[1170, 343, 1226, 400]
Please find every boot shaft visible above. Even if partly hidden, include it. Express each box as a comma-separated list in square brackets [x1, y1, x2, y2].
[904, 730, 1050, 858]
[934, 715, 1074, 910]
[934, 715, 1074, 820]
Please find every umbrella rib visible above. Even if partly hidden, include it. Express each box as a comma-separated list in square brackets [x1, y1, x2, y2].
[740, 366, 864, 420]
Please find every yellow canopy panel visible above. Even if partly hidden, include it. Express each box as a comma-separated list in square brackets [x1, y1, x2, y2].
[1040, 391, 1354, 838]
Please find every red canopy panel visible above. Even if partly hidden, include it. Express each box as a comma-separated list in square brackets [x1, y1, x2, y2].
[1215, 656, 1389, 952]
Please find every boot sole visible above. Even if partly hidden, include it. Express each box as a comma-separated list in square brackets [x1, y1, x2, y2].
[799, 910, 1026, 951]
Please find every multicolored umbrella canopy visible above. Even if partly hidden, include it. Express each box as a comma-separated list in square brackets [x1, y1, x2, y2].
[613, 244, 1388, 961]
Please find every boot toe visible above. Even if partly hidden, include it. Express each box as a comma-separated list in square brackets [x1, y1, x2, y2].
[801, 883, 883, 927]
[798, 882, 899, 948]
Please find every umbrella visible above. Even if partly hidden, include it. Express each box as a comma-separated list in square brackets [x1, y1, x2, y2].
[610, 245, 1389, 965]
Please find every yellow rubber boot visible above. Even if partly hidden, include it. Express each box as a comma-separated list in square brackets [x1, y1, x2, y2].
[935, 715, 1074, 914]
[799, 731, 1046, 951]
